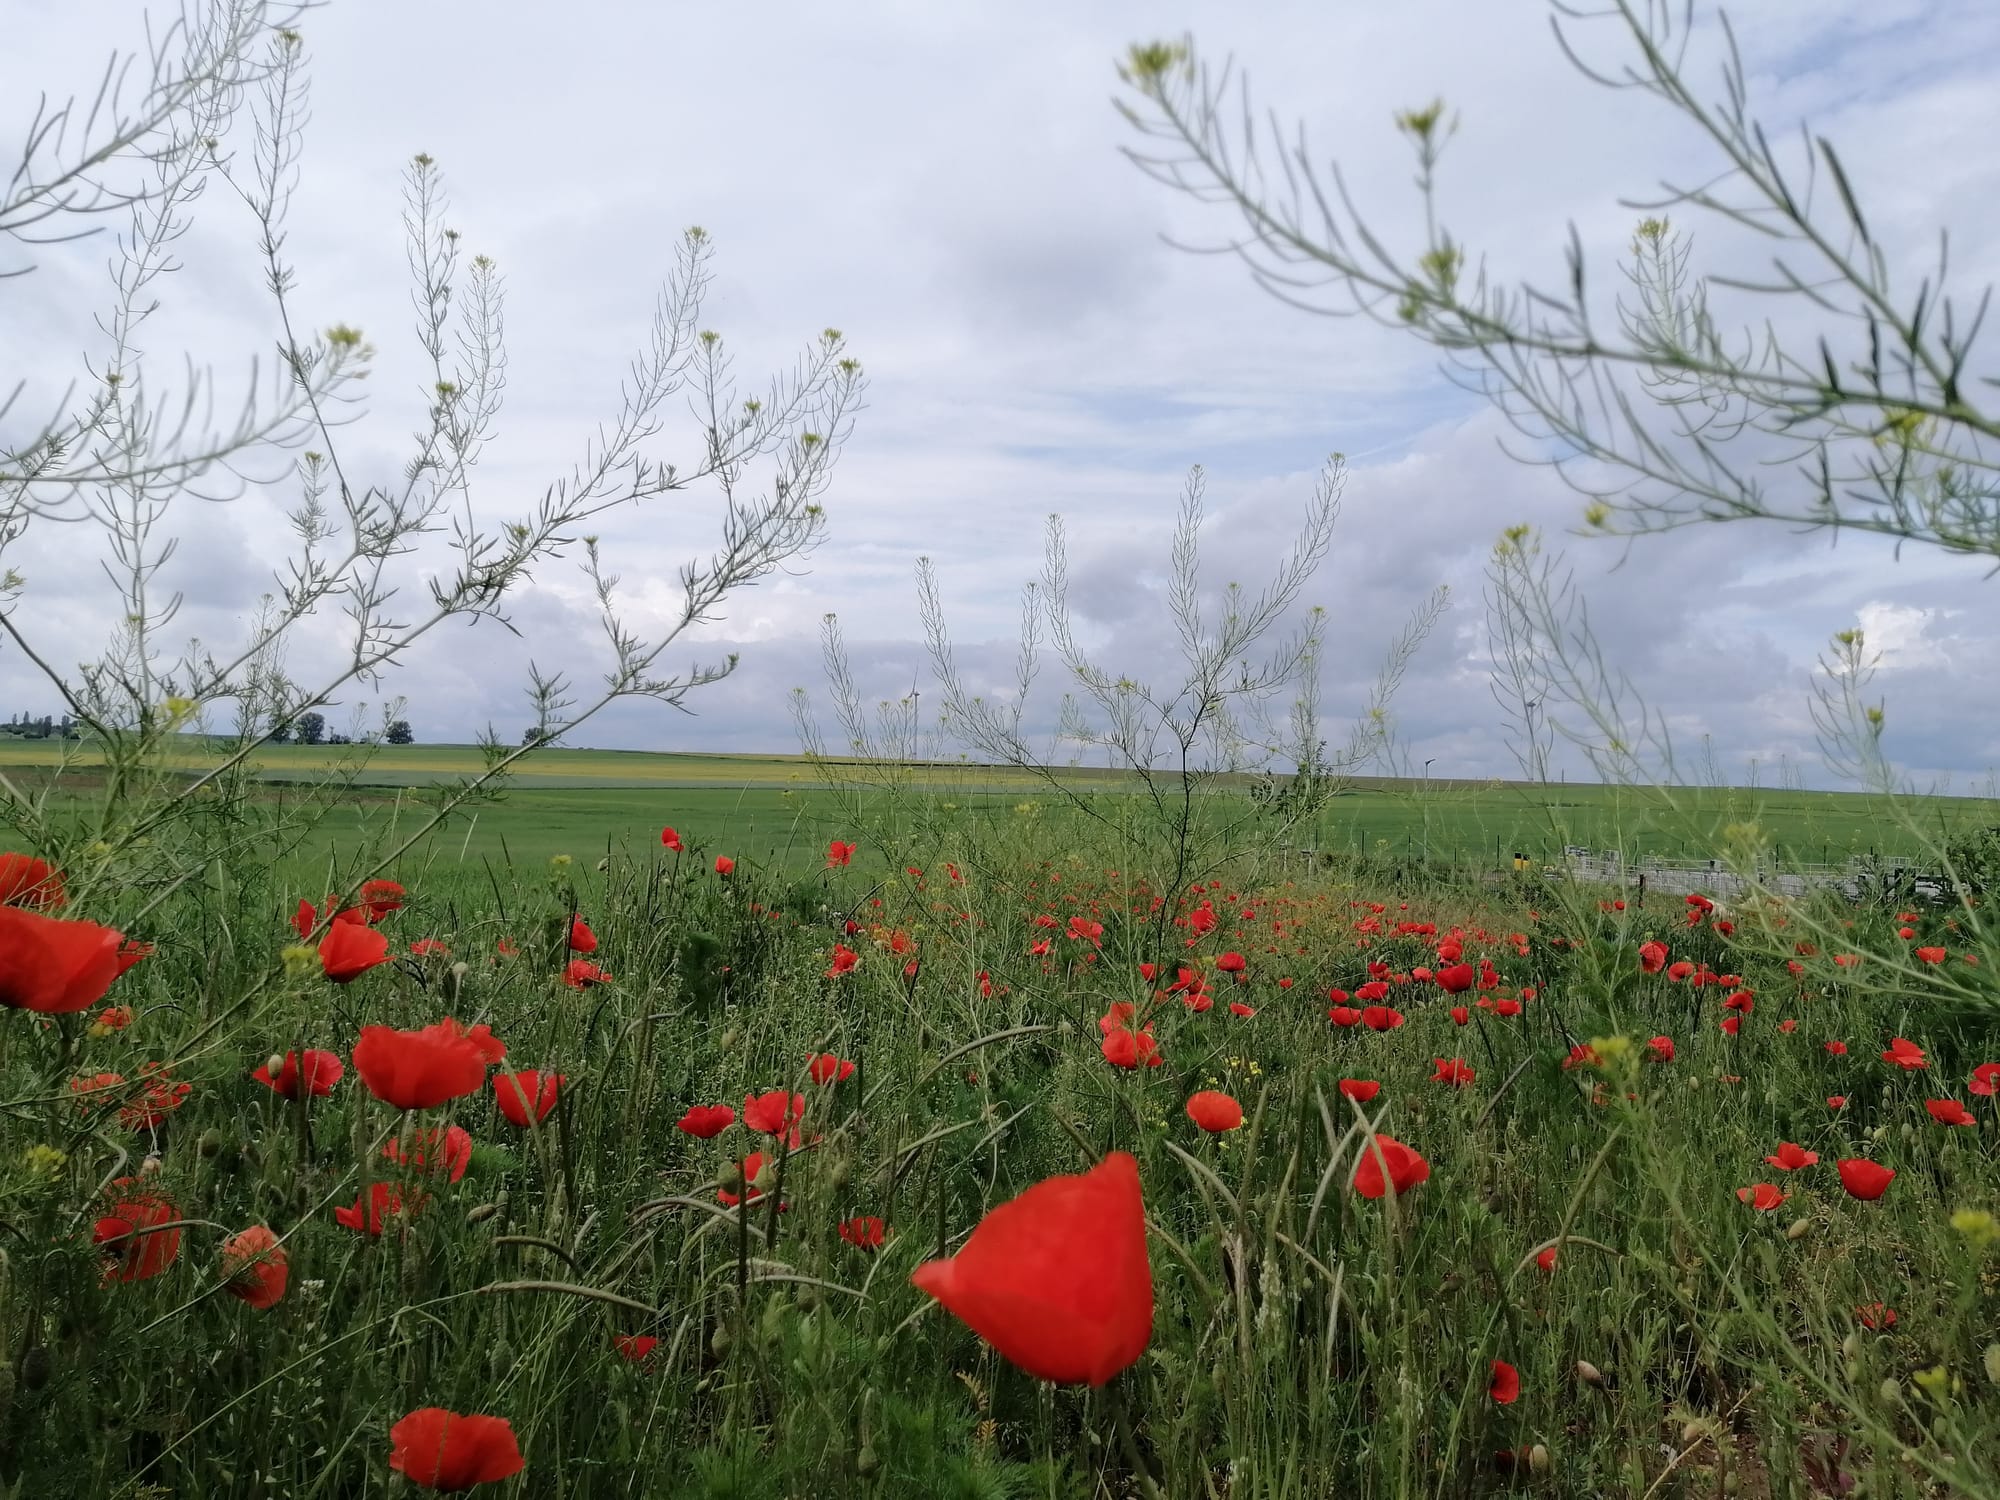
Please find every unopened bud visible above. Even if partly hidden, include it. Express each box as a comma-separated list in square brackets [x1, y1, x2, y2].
[139, 1154, 162, 1176]
[1983, 1344, 2000, 1385]
[198, 1129, 224, 1159]
[19, 1348, 51, 1391]
[1842, 1332, 1861, 1362]
[720, 1028, 741, 1051]
[710, 1325, 734, 1360]
[1527, 1444, 1550, 1475]
[1785, 1217, 1812, 1241]
[266, 1054, 287, 1078]
[1879, 1377, 1901, 1406]
[466, 1201, 501, 1225]
[1576, 1360, 1605, 1387]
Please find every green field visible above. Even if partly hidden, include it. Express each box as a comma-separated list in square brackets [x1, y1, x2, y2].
[3, 737, 1992, 871]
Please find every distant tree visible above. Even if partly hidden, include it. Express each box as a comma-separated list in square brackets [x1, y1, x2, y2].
[326, 732, 351, 746]
[385, 719, 413, 745]
[296, 711, 326, 745]
[266, 719, 292, 744]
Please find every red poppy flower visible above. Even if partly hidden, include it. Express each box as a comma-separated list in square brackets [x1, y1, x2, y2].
[743, 1089, 806, 1135]
[69, 1071, 124, 1113]
[1969, 1063, 2000, 1097]
[1827, 1095, 1848, 1110]
[1723, 990, 1754, 1014]
[714, 855, 735, 876]
[826, 943, 860, 977]
[1855, 1303, 1896, 1330]
[1228, 1000, 1256, 1018]
[910, 1151, 1151, 1387]
[1215, 951, 1246, 974]
[384, 1124, 473, 1183]
[661, 826, 683, 851]
[335, 1182, 412, 1236]
[1736, 1184, 1786, 1210]
[492, 1070, 562, 1127]
[614, 1333, 659, 1362]
[1328, 1006, 1361, 1028]
[563, 960, 610, 989]
[1562, 1044, 1601, 1071]
[220, 1225, 289, 1310]
[676, 1103, 736, 1138]
[387, 1408, 524, 1492]
[1361, 1005, 1404, 1032]
[807, 1053, 855, 1086]
[839, 1215, 886, 1250]
[0, 906, 127, 1013]
[1435, 963, 1475, 994]
[1100, 1025, 1163, 1069]
[1836, 1159, 1895, 1200]
[0, 852, 64, 909]
[352, 1019, 503, 1110]
[94, 1178, 180, 1282]
[1185, 1090, 1243, 1133]
[1915, 946, 1947, 964]
[1338, 1078, 1381, 1103]
[717, 1151, 775, 1207]
[1430, 1057, 1476, 1088]
[1535, 1245, 1558, 1272]
[1645, 1036, 1675, 1063]
[567, 916, 597, 953]
[1638, 941, 1668, 973]
[1824, 1040, 1848, 1056]
[1353, 1134, 1430, 1199]
[119, 1067, 191, 1130]
[826, 839, 856, 867]
[94, 1003, 135, 1031]
[1925, 1098, 1976, 1126]
[319, 921, 391, 983]
[409, 938, 451, 958]
[1764, 1142, 1818, 1171]
[1489, 1359, 1520, 1404]
[1881, 1037, 1927, 1070]
[1495, 997, 1523, 1018]
[359, 879, 406, 922]
[1448, 1005, 1470, 1027]
[253, 1049, 345, 1100]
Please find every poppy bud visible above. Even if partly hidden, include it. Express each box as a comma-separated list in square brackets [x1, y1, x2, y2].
[444, 961, 469, 1001]
[795, 1284, 822, 1312]
[466, 1201, 501, 1225]
[1576, 1360, 1604, 1387]
[710, 1325, 734, 1360]
[198, 1128, 224, 1159]
[1527, 1444, 1550, 1474]
[759, 1297, 788, 1347]
[1900, 1123, 1916, 1144]
[828, 1158, 851, 1190]
[265, 1053, 287, 1078]
[596, 858, 610, 872]
[1842, 1332, 1861, 1362]
[140, 1154, 162, 1176]
[486, 1340, 514, 1380]
[854, 1447, 880, 1478]
[1785, 1217, 1812, 1241]
[20, 1347, 50, 1392]
[720, 1028, 741, 1051]
[1879, 1377, 1901, 1406]
[1983, 1344, 2000, 1385]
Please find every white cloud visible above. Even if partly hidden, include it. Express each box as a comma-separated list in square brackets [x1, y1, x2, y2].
[4, 0, 1999, 791]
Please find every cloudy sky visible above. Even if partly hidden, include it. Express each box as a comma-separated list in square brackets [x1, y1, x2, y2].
[5, 0, 1998, 789]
